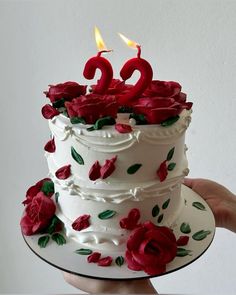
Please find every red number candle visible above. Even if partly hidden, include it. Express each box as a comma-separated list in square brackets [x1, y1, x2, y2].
[118, 33, 153, 106]
[83, 27, 113, 94]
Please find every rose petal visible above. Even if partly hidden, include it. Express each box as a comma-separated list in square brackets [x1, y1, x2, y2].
[87, 252, 101, 263]
[41, 104, 60, 119]
[89, 161, 101, 181]
[115, 123, 133, 134]
[176, 235, 189, 246]
[144, 264, 166, 275]
[157, 160, 168, 182]
[100, 156, 117, 179]
[127, 226, 146, 251]
[98, 256, 113, 267]
[44, 137, 56, 153]
[125, 250, 142, 271]
[55, 165, 71, 180]
[72, 214, 90, 231]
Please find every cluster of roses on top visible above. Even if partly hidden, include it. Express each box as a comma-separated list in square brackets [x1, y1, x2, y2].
[42, 79, 192, 125]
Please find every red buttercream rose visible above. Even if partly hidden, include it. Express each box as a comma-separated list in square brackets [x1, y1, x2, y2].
[65, 94, 118, 124]
[20, 192, 56, 235]
[91, 79, 132, 95]
[72, 214, 90, 231]
[132, 80, 192, 124]
[125, 221, 177, 275]
[44, 81, 87, 103]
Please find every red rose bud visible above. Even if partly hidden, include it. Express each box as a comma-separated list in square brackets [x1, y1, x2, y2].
[115, 123, 133, 134]
[120, 208, 140, 230]
[44, 81, 87, 103]
[55, 165, 71, 179]
[44, 137, 56, 153]
[41, 104, 60, 119]
[176, 235, 190, 246]
[89, 161, 101, 181]
[72, 214, 90, 231]
[23, 178, 51, 205]
[157, 160, 168, 182]
[87, 252, 101, 263]
[100, 156, 117, 179]
[98, 256, 113, 267]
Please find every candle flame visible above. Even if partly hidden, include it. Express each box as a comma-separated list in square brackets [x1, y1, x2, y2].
[118, 33, 140, 50]
[95, 26, 108, 51]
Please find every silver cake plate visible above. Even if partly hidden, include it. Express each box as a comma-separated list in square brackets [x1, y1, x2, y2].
[22, 185, 215, 280]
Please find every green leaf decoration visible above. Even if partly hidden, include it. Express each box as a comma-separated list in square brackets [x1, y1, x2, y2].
[38, 235, 50, 248]
[152, 205, 160, 217]
[162, 198, 170, 210]
[41, 181, 54, 196]
[46, 215, 61, 234]
[52, 98, 65, 108]
[87, 116, 116, 131]
[70, 117, 86, 124]
[176, 248, 192, 257]
[180, 222, 191, 234]
[98, 210, 116, 220]
[71, 146, 84, 165]
[192, 230, 211, 241]
[55, 192, 59, 203]
[192, 202, 206, 211]
[127, 163, 142, 174]
[157, 214, 164, 223]
[167, 162, 176, 171]
[161, 115, 180, 127]
[75, 248, 93, 255]
[52, 233, 66, 245]
[129, 113, 148, 125]
[115, 256, 125, 267]
[166, 147, 175, 161]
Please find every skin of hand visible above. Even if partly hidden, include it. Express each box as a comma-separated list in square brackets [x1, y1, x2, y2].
[184, 178, 236, 233]
[62, 272, 157, 294]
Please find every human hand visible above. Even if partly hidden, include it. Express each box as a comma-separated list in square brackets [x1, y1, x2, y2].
[184, 178, 236, 233]
[62, 272, 157, 294]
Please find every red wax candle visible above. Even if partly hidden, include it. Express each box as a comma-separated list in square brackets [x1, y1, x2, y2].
[118, 34, 153, 106]
[83, 27, 113, 95]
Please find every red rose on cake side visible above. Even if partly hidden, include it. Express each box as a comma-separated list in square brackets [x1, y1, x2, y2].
[65, 93, 119, 124]
[132, 80, 193, 124]
[125, 221, 177, 275]
[20, 179, 56, 235]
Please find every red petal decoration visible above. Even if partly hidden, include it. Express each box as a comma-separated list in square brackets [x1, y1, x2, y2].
[41, 104, 60, 119]
[115, 123, 133, 134]
[157, 160, 168, 182]
[87, 252, 101, 263]
[55, 165, 71, 179]
[89, 161, 101, 181]
[100, 156, 117, 179]
[120, 208, 140, 230]
[44, 137, 56, 153]
[98, 256, 113, 267]
[72, 214, 90, 231]
[176, 235, 189, 246]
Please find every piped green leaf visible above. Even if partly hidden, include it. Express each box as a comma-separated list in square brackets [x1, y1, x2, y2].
[192, 202, 206, 211]
[166, 147, 175, 161]
[180, 222, 191, 234]
[157, 214, 164, 223]
[167, 162, 176, 171]
[87, 116, 116, 131]
[53, 98, 65, 108]
[52, 233, 66, 245]
[152, 205, 160, 217]
[129, 113, 148, 125]
[70, 117, 86, 124]
[38, 235, 50, 248]
[127, 163, 142, 175]
[115, 256, 124, 267]
[176, 248, 192, 257]
[41, 181, 54, 196]
[98, 210, 116, 220]
[46, 215, 61, 234]
[192, 230, 211, 241]
[162, 198, 170, 210]
[75, 248, 93, 255]
[161, 115, 180, 127]
[71, 146, 84, 165]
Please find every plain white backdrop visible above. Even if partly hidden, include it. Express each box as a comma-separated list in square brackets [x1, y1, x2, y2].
[0, 0, 236, 294]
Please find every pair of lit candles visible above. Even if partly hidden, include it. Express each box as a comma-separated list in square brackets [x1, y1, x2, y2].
[83, 27, 153, 105]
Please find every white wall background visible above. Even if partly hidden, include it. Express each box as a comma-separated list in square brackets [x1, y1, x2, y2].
[0, 0, 236, 294]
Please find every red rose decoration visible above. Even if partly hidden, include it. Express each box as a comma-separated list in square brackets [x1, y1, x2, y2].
[98, 256, 113, 267]
[72, 214, 90, 231]
[44, 137, 56, 153]
[44, 81, 87, 103]
[132, 80, 192, 124]
[120, 208, 141, 230]
[100, 156, 117, 179]
[20, 192, 56, 236]
[157, 160, 168, 182]
[41, 104, 60, 119]
[89, 161, 101, 181]
[65, 94, 118, 124]
[125, 222, 177, 275]
[91, 79, 132, 95]
[115, 123, 133, 134]
[55, 165, 71, 180]
[87, 252, 101, 263]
